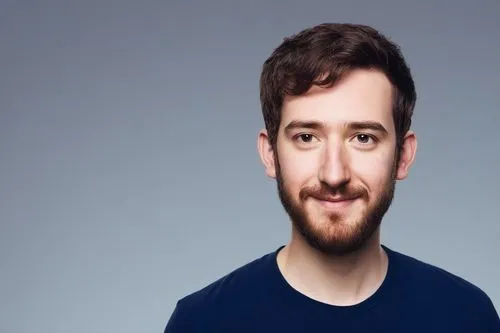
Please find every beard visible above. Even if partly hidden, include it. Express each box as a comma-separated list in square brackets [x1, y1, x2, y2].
[275, 157, 397, 256]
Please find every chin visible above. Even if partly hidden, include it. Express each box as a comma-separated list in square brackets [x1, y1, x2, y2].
[295, 212, 379, 255]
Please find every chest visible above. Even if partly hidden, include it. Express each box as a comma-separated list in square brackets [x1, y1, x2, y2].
[209, 304, 483, 333]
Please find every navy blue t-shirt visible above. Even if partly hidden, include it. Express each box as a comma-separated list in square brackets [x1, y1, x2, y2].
[165, 245, 500, 332]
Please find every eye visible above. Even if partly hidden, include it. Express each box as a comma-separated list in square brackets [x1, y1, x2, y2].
[354, 134, 376, 144]
[298, 134, 315, 142]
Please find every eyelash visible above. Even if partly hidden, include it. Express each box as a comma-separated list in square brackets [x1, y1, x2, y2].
[292, 133, 378, 144]
[353, 133, 378, 144]
[293, 133, 317, 143]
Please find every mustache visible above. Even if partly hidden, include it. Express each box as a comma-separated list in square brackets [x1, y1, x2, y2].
[299, 184, 367, 201]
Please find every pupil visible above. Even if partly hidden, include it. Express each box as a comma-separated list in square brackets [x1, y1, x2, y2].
[302, 134, 312, 142]
[358, 134, 369, 143]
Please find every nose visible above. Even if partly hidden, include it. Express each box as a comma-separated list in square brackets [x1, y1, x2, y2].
[318, 140, 351, 189]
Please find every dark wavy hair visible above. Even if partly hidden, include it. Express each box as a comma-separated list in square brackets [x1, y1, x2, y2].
[259, 23, 416, 153]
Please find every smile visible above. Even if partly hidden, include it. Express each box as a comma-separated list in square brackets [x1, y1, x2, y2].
[313, 196, 360, 209]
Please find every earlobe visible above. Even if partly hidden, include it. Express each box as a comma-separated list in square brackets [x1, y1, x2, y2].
[257, 130, 277, 178]
[396, 131, 417, 180]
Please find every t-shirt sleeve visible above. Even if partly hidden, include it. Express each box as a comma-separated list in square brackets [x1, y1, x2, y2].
[164, 300, 190, 333]
[485, 297, 500, 333]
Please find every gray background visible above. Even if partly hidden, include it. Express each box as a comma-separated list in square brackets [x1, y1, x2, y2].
[1, 0, 499, 332]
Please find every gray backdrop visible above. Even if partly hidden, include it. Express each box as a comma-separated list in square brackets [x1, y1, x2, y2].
[1, 1, 499, 332]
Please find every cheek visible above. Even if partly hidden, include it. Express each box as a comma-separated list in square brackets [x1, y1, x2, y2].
[278, 148, 319, 188]
[350, 150, 395, 187]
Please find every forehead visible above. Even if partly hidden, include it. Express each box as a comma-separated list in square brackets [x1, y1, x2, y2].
[281, 69, 395, 131]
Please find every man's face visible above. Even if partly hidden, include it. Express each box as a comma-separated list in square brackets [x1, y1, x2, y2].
[271, 69, 401, 255]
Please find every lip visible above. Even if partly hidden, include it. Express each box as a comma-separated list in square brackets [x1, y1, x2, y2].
[313, 196, 360, 209]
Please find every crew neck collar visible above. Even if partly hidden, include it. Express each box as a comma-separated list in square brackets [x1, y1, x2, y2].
[270, 244, 397, 315]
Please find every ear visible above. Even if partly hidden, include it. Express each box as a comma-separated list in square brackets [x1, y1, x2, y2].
[257, 129, 277, 178]
[396, 130, 417, 180]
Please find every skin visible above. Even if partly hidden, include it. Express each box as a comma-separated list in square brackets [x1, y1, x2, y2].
[257, 68, 417, 306]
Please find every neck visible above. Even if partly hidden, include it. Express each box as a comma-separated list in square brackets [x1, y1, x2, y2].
[276, 227, 388, 306]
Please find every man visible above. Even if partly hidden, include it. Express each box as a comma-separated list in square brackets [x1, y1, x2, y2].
[164, 23, 500, 332]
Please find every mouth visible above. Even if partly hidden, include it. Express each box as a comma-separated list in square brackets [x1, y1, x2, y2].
[312, 196, 361, 209]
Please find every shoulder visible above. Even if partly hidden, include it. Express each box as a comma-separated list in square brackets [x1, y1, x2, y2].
[387, 247, 498, 318]
[180, 248, 278, 307]
[389, 248, 484, 296]
[165, 248, 280, 332]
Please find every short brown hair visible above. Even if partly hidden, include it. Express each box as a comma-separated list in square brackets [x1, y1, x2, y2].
[259, 23, 416, 152]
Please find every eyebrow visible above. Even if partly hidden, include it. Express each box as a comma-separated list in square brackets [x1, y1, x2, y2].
[284, 120, 324, 132]
[347, 121, 389, 135]
[284, 120, 389, 135]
